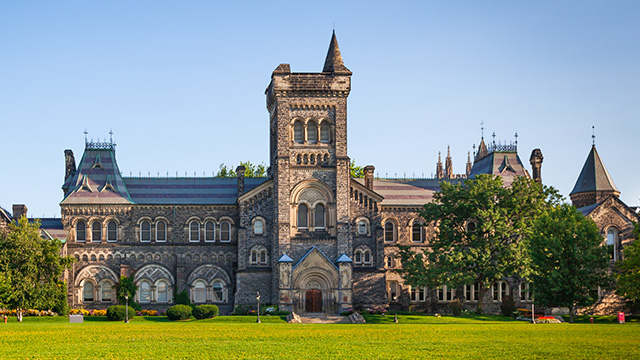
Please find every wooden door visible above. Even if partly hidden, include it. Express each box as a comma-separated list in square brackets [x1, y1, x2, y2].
[305, 289, 322, 313]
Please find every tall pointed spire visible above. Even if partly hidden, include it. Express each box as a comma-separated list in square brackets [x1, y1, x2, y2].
[476, 138, 489, 161]
[436, 152, 444, 179]
[570, 145, 620, 208]
[323, 31, 351, 74]
[445, 146, 453, 179]
[466, 152, 472, 176]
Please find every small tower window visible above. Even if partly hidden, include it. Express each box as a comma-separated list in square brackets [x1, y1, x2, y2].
[92, 222, 102, 242]
[607, 228, 619, 261]
[307, 121, 317, 144]
[357, 220, 368, 235]
[320, 121, 331, 143]
[107, 221, 117, 242]
[384, 221, 396, 242]
[297, 204, 308, 229]
[205, 221, 215, 242]
[220, 222, 231, 242]
[76, 221, 86, 242]
[293, 121, 304, 144]
[314, 204, 325, 229]
[189, 221, 200, 242]
[156, 221, 167, 242]
[140, 221, 151, 242]
[254, 219, 264, 235]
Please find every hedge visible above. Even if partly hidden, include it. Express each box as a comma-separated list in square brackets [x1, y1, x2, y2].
[106, 305, 136, 321]
[166, 304, 192, 320]
[193, 305, 219, 319]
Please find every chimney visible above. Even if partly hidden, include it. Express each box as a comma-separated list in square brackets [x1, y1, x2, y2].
[364, 165, 375, 190]
[529, 149, 544, 183]
[236, 166, 246, 196]
[64, 149, 76, 182]
[12, 204, 27, 221]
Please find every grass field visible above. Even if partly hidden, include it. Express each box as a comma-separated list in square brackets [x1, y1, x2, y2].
[1, 315, 638, 359]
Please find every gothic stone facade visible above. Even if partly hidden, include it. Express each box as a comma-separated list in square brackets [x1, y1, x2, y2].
[59, 33, 637, 315]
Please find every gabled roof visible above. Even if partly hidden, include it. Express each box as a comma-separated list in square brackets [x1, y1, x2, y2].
[468, 151, 530, 186]
[322, 31, 351, 75]
[293, 246, 339, 271]
[570, 146, 620, 196]
[61, 147, 133, 205]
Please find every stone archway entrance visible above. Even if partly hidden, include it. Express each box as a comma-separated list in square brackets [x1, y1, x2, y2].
[305, 289, 322, 313]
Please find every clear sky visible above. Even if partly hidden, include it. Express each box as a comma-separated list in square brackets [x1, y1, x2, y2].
[1, 1, 638, 218]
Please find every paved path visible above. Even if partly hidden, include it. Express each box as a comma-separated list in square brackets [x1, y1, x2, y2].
[300, 314, 350, 324]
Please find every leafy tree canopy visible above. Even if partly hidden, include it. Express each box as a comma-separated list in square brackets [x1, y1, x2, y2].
[529, 203, 613, 323]
[0, 217, 74, 321]
[350, 159, 364, 178]
[616, 223, 640, 303]
[397, 174, 560, 313]
[116, 275, 138, 305]
[217, 161, 267, 178]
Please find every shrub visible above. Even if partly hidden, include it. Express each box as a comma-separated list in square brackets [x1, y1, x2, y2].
[106, 305, 136, 321]
[232, 305, 250, 315]
[193, 305, 219, 319]
[501, 295, 517, 317]
[175, 290, 191, 306]
[166, 305, 192, 320]
[450, 299, 463, 316]
[140, 309, 159, 316]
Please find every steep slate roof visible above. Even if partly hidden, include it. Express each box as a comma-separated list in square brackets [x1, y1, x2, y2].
[322, 31, 351, 74]
[0, 206, 11, 223]
[61, 146, 133, 205]
[125, 177, 267, 205]
[353, 178, 461, 207]
[468, 151, 529, 186]
[570, 145, 620, 196]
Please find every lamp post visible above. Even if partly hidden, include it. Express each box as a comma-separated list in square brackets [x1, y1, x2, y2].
[125, 294, 129, 324]
[256, 292, 261, 323]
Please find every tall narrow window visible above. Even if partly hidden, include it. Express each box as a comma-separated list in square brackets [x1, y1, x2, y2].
[157, 281, 168, 303]
[384, 221, 395, 242]
[156, 221, 167, 242]
[293, 121, 304, 144]
[107, 221, 117, 242]
[91, 222, 102, 242]
[83, 282, 94, 302]
[363, 250, 372, 265]
[520, 281, 530, 301]
[139, 281, 151, 303]
[189, 221, 200, 242]
[297, 204, 308, 228]
[254, 219, 264, 235]
[357, 220, 368, 235]
[412, 223, 423, 242]
[194, 280, 206, 303]
[205, 221, 215, 242]
[100, 281, 113, 302]
[213, 281, 224, 302]
[220, 222, 231, 242]
[140, 221, 151, 242]
[76, 221, 86, 242]
[607, 228, 618, 261]
[320, 121, 330, 143]
[307, 121, 317, 144]
[354, 251, 362, 264]
[314, 204, 325, 229]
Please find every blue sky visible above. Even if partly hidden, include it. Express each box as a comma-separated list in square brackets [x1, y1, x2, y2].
[1, 1, 638, 217]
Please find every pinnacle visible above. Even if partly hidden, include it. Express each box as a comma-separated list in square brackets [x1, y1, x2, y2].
[323, 31, 351, 74]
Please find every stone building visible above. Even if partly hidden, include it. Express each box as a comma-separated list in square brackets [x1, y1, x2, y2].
[56, 32, 637, 315]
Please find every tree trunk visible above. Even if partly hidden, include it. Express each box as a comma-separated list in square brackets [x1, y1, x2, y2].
[569, 306, 574, 324]
[476, 282, 486, 314]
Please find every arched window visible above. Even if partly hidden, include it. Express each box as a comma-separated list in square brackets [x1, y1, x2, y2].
[607, 228, 619, 261]
[363, 250, 372, 265]
[412, 222, 423, 242]
[92, 222, 102, 242]
[307, 121, 317, 144]
[189, 221, 200, 242]
[213, 280, 224, 302]
[293, 120, 304, 144]
[314, 204, 325, 229]
[157, 280, 169, 303]
[357, 220, 368, 235]
[492, 281, 510, 301]
[106, 221, 117, 242]
[156, 221, 167, 242]
[297, 204, 308, 229]
[320, 121, 330, 143]
[250, 246, 268, 266]
[384, 221, 396, 242]
[220, 222, 231, 242]
[254, 219, 264, 235]
[193, 280, 207, 303]
[100, 280, 114, 302]
[76, 221, 86, 242]
[140, 221, 151, 242]
[205, 221, 215, 242]
[139, 281, 151, 303]
[354, 250, 362, 264]
[386, 254, 396, 268]
[519, 281, 530, 301]
[83, 282, 94, 303]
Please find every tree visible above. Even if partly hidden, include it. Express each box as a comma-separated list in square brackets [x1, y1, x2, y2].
[115, 275, 138, 306]
[529, 203, 613, 323]
[216, 161, 267, 178]
[350, 159, 364, 178]
[0, 217, 74, 321]
[397, 175, 558, 313]
[616, 223, 640, 303]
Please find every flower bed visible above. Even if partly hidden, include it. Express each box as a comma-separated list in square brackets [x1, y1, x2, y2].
[0, 309, 57, 317]
[535, 316, 561, 324]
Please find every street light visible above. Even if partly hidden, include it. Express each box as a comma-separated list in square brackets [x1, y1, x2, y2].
[125, 294, 129, 324]
[256, 292, 261, 323]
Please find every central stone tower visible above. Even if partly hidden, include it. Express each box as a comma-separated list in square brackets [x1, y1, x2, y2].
[265, 32, 353, 313]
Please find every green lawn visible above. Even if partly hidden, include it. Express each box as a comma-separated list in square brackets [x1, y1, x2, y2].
[1, 315, 638, 359]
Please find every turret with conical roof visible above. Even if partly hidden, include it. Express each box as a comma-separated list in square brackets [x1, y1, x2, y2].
[323, 30, 351, 75]
[570, 145, 620, 208]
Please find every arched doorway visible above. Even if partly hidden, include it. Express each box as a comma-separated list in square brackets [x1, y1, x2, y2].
[305, 289, 322, 313]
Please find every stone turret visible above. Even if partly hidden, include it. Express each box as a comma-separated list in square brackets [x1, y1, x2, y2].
[570, 145, 620, 208]
[236, 165, 246, 196]
[364, 165, 375, 190]
[12, 204, 27, 221]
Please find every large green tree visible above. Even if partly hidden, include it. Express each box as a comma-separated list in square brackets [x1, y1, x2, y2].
[397, 175, 558, 313]
[617, 223, 640, 303]
[529, 203, 612, 323]
[216, 161, 267, 178]
[0, 217, 74, 321]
